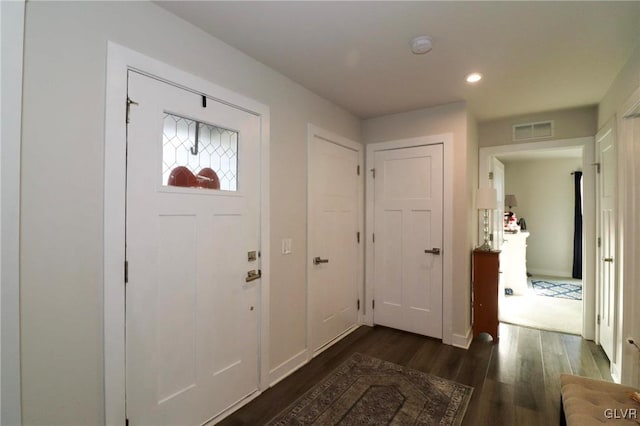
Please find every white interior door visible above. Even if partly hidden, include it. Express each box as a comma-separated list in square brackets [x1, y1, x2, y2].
[596, 127, 616, 362]
[308, 132, 360, 353]
[125, 71, 261, 425]
[373, 144, 443, 338]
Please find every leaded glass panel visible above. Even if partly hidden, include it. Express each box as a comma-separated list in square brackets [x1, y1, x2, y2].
[162, 112, 238, 191]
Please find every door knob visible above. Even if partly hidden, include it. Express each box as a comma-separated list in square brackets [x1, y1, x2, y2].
[313, 257, 329, 265]
[424, 248, 441, 255]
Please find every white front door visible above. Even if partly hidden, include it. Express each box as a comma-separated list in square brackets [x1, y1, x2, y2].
[372, 144, 443, 338]
[125, 71, 262, 425]
[308, 131, 360, 353]
[596, 126, 616, 362]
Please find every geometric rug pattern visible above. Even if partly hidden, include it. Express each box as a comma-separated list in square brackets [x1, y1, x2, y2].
[531, 280, 582, 300]
[267, 353, 473, 425]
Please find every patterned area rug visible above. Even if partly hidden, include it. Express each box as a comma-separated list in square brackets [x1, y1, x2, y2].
[532, 280, 582, 300]
[267, 353, 473, 425]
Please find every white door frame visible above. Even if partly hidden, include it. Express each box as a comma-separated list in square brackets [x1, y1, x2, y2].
[103, 42, 270, 425]
[306, 124, 364, 358]
[478, 137, 596, 340]
[365, 133, 454, 345]
[1, 1, 25, 424]
[490, 157, 505, 250]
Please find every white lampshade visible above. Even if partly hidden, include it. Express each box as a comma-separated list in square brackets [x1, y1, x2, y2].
[477, 187, 498, 210]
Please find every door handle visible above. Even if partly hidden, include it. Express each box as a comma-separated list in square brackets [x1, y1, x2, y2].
[313, 257, 329, 265]
[603, 258, 614, 263]
[424, 248, 441, 255]
[245, 269, 261, 282]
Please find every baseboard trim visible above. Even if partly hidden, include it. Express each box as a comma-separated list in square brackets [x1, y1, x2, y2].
[451, 327, 473, 349]
[203, 390, 262, 425]
[528, 269, 573, 279]
[312, 324, 361, 358]
[611, 361, 621, 384]
[268, 349, 309, 387]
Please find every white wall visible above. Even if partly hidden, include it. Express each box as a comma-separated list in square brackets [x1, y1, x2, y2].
[479, 106, 597, 148]
[599, 42, 640, 127]
[20, 2, 360, 424]
[504, 158, 582, 277]
[362, 101, 474, 340]
[1, 1, 25, 424]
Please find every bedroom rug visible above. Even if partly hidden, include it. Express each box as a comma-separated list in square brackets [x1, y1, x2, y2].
[531, 279, 582, 300]
[267, 353, 473, 425]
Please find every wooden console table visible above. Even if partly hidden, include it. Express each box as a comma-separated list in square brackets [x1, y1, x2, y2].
[473, 249, 500, 342]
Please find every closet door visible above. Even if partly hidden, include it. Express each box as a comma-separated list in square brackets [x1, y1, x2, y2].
[373, 144, 443, 338]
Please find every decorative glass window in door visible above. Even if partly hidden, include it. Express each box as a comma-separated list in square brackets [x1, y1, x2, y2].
[162, 112, 238, 191]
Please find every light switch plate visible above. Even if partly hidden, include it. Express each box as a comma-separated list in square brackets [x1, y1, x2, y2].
[282, 238, 292, 255]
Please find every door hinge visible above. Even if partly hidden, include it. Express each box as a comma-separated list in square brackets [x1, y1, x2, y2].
[126, 97, 138, 124]
[357, 231, 360, 244]
[124, 261, 129, 284]
[357, 299, 360, 311]
[372, 299, 375, 310]
[489, 172, 494, 180]
[357, 165, 360, 176]
[372, 233, 375, 243]
[592, 162, 601, 174]
[125, 418, 129, 426]
[202, 95, 207, 108]
[597, 314, 601, 325]
[370, 168, 376, 178]
[597, 237, 602, 248]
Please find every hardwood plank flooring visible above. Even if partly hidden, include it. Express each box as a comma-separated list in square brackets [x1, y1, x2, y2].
[219, 323, 612, 426]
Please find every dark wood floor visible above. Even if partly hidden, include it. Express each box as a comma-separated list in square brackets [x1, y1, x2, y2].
[219, 323, 612, 425]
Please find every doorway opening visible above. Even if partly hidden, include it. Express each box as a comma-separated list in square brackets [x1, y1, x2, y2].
[479, 137, 595, 340]
[497, 149, 583, 335]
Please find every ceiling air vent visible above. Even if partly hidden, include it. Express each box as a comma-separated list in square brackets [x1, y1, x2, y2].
[512, 120, 554, 141]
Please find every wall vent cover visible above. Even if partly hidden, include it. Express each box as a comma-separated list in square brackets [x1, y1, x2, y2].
[512, 120, 554, 141]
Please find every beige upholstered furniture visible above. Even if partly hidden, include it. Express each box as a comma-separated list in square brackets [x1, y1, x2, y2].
[561, 374, 639, 425]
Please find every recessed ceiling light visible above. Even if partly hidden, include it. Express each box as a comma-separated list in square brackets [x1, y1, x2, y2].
[466, 73, 482, 83]
[410, 36, 433, 55]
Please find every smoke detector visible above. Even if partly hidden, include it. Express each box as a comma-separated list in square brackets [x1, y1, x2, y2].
[410, 36, 433, 55]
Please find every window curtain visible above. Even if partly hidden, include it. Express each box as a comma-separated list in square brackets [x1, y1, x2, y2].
[572, 171, 583, 279]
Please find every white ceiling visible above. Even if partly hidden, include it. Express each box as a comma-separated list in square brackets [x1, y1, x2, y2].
[157, 1, 640, 121]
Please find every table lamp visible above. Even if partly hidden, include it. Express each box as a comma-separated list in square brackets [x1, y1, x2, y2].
[505, 194, 518, 213]
[477, 187, 498, 251]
